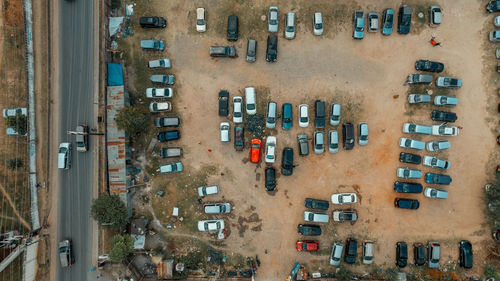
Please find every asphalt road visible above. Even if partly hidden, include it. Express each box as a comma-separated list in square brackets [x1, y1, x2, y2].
[56, 0, 95, 280]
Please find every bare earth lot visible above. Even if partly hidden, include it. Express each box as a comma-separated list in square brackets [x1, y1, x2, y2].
[125, 0, 496, 279]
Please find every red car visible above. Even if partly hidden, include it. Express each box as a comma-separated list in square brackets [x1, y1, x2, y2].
[296, 240, 320, 252]
[250, 139, 261, 163]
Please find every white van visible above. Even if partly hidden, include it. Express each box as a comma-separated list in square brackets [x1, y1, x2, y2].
[266, 101, 277, 128]
[58, 142, 72, 169]
[245, 87, 256, 115]
[304, 211, 329, 223]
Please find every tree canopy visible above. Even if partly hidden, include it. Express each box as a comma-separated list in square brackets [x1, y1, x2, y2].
[114, 106, 149, 136]
[90, 194, 129, 229]
[109, 234, 135, 261]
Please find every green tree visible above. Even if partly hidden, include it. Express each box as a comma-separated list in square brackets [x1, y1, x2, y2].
[7, 158, 23, 170]
[109, 234, 135, 261]
[336, 267, 353, 281]
[5, 113, 27, 135]
[484, 264, 499, 280]
[484, 183, 500, 228]
[90, 194, 129, 229]
[114, 106, 149, 136]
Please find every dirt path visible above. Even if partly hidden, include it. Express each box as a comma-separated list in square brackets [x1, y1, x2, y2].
[0, 183, 31, 230]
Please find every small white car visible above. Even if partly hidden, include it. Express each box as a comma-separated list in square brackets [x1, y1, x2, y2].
[220, 122, 230, 142]
[434, 96, 458, 106]
[397, 167, 422, 179]
[426, 140, 450, 152]
[495, 15, 500, 27]
[304, 211, 329, 223]
[3, 108, 27, 118]
[330, 103, 341, 126]
[358, 122, 368, 146]
[148, 58, 171, 69]
[328, 130, 339, 154]
[399, 137, 425, 150]
[245, 87, 257, 115]
[197, 185, 220, 197]
[431, 125, 459, 136]
[402, 123, 432, 135]
[298, 104, 309, 127]
[196, 8, 206, 32]
[146, 88, 173, 98]
[424, 187, 448, 199]
[149, 102, 171, 113]
[331, 193, 357, 204]
[198, 219, 224, 231]
[313, 12, 323, 35]
[233, 96, 243, 123]
[203, 203, 231, 214]
[268, 6, 279, 32]
[58, 142, 72, 169]
[423, 156, 450, 170]
[265, 136, 277, 163]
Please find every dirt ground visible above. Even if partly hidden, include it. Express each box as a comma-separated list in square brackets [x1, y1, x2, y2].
[122, 0, 497, 279]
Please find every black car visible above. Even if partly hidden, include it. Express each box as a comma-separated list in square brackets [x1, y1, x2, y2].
[265, 167, 276, 191]
[139, 16, 167, 28]
[425, 173, 452, 185]
[304, 198, 329, 210]
[432, 110, 457, 122]
[381, 8, 394, 35]
[281, 147, 294, 176]
[218, 90, 229, 116]
[396, 242, 408, 268]
[487, 1, 500, 13]
[297, 224, 322, 236]
[157, 130, 180, 142]
[399, 152, 421, 164]
[344, 238, 357, 264]
[413, 243, 426, 266]
[394, 198, 419, 210]
[266, 34, 278, 62]
[394, 182, 423, 193]
[415, 60, 444, 73]
[459, 240, 473, 269]
[314, 100, 326, 129]
[234, 125, 244, 151]
[342, 123, 355, 150]
[227, 15, 239, 41]
[397, 5, 412, 34]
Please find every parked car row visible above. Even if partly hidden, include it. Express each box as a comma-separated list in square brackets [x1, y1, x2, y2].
[196, 185, 229, 239]
[352, 5, 441, 39]
[396, 241, 472, 269]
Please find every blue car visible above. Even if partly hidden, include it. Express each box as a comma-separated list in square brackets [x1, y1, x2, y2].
[282, 103, 293, 130]
[382, 8, 394, 35]
[157, 130, 180, 142]
[353, 10, 364, 39]
[425, 173, 452, 185]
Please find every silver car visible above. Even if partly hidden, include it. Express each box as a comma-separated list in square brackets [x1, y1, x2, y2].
[330, 103, 341, 125]
[402, 123, 432, 135]
[284, 12, 296, 39]
[329, 242, 344, 266]
[408, 94, 431, 104]
[148, 58, 171, 69]
[490, 30, 500, 42]
[203, 203, 231, 214]
[424, 187, 448, 199]
[233, 96, 243, 123]
[436, 77, 462, 88]
[428, 242, 440, 268]
[328, 130, 339, 153]
[397, 167, 422, 179]
[358, 122, 368, 145]
[399, 138, 425, 150]
[313, 12, 323, 35]
[423, 156, 450, 170]
[434, 96, 458, 106]
[426, 140, 450, 152]
[431, 125, 459, 136]
[313, 131, 324, 154]
[268, 6, 279, 32]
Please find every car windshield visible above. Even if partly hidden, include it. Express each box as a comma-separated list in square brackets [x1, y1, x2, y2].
[286, 26, 294, 32]
[315, 23, 322, 29]
[431, 190, 438, 197]
[432, 143, 439, 150]
[431, 158, 437, 165]
[405, 139, 411, 147]
[403, 170, 409, 177]
[252, 144, 260, 149]
[234, 112, 242, 117]
[361, 135, 368, 141]
[247, 104, 256, 110]
[300, 117, 307, 122]
[267, 117, 275, 123]
[408, 125, 416, 132]
[356, 19, 363, 31]
[384, 14, 393, 27]
[197, 19, 205, 25]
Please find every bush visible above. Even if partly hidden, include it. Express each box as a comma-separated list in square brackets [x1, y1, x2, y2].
[114, 106, 149, 137]
[90, 194, 129, 229]
[5, 113, 27, 135]
[109, 234, 135, 261]
[336, 267, 353, 281]
[484, 264, 499, 280]
[7, 158, 23, 170]
[384, 267, 400, 281]
[484, 183, 500, 228]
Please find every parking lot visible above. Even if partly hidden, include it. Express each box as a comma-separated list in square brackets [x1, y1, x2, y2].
[125, 0, 497, 278]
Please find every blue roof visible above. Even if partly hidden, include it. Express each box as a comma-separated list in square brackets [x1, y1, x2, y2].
[107, 63, 124, 86]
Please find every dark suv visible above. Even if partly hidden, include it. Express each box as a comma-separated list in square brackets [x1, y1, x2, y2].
[265, 167, 276, 191]
[394, 182, 423, 193]
[413, 243, 426, 266]
[157, 130, 180, 142]
[459, 240, 473, 269]
[266, 34, 278, 62]
[139, 16, 167, 28]
[397, 5, 412, 34]
[342, 123, 355, 150]
[396, 242, 408, 267]
[432, 110, 457, 122]
[234, 125, 244, 151]
[314, 100, 326, 128]
[227, 15, 239, 41]
[394, 198, 419, 209]
[415, 60, 444, 73]
[304, 198, 329, 210]
[297, 224, 322, 236]
[425, 173, 452, 185]
[218, 90, 229, 116]
[281, 148, 294, 176]
[399, 152, 421, 164]
[344, 238, 357, 264]
[297, 134, 309, 156]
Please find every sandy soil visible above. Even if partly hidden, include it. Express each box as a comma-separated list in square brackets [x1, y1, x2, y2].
[128, 0, 495, 279]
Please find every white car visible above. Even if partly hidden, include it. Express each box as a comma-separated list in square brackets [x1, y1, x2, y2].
[399, 137, 426, 150]
[203, 203, 231, 214]
[431, 125, 459, 136]
[423, 156, 450, 170]
[158, 162, 183, 174]
[402, 123, 432, 135]
[427, 140, 450, 152]
[146, 88, 173, 98]
[268, 6, 279, 32]
[424, 187, 448, 199]
[196, 8, 206, 32]
[298, 104, 309, 127]
[245, 87, 257, 115]
[197, 219, 224, 231]
[496, 15, 500, 27]
[197, 185, 219, 197]
[265, 136, 276, 163]
[148, 58, 171, 69]
[233, 96, 243, 123]
[434, 96, 458, 106]
[331, 193, 357, 204]
[149, 102, 171, 112]
[397, 167, 422, 179]
[220, 122, 230, 142]
[313, 12, 323, 35]
[3, 108, 27, 118]
[328, 130, 339, 154]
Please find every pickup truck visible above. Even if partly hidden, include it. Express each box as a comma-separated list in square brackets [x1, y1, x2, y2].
[160, 147, 182, 158]
[407, 74, 433, 84]
[150, 74, 175, 85]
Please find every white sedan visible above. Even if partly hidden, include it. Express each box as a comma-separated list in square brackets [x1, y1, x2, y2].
[331, 193, 357, 204]
[431, 125, 459, 137]
[196, 8, 206, 32]
[148, 58, 171, 69]
[298, 104, 309, 127]
[265, 136, 276, 163]
[146, 88, 173, 98]
[198, 219, 225, 232]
